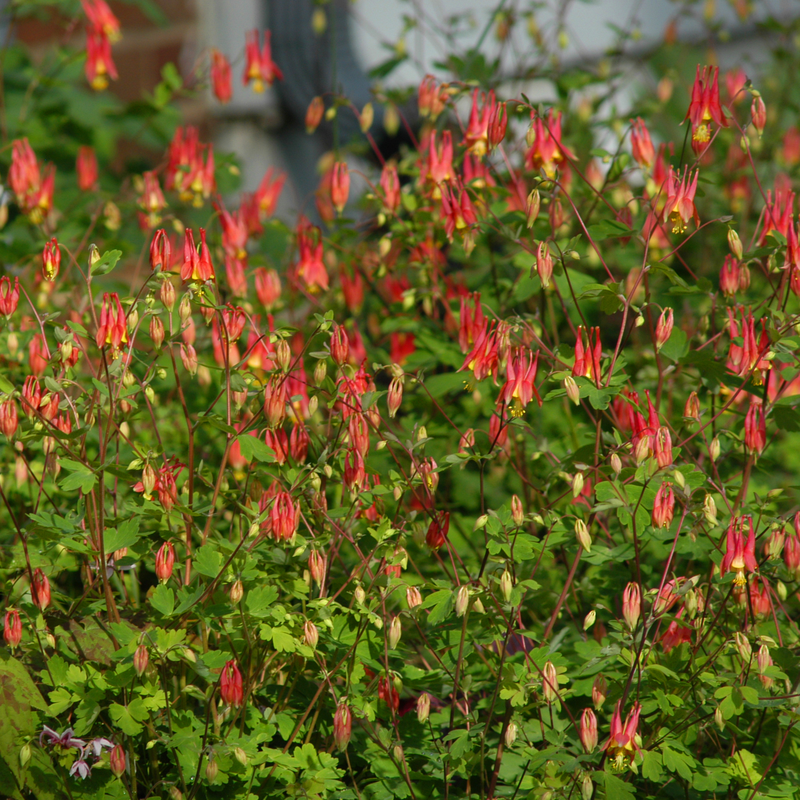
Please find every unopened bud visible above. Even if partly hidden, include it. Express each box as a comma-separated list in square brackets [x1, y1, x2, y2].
[160, 279, 176, 311]
[511, 494, 524, 526]
[360, 102, 374, 133]
[572, 472, 584, 498]
[474, 514, 489, 530]
[714, 705, 725, 731]
[526, 189, 541, 228]
[134, 644, 149, 676]
[417, 425, 427, 442]
[388, 615, 402, 649]
[230, 579, 244, 604]
[500, 570, 513, 603]
[304, 620, 319, 648]
[504, 721, 518, 747]
[735, 631, 752, 662]
[709, 436, 721, 462]
[583, 610, 596, 630]
[777, 580, 788, 601]
[703, 494, 717, 526]
[233, 746, 248, 767]
[581, 775, 593, 800]
[354, 585, 366, 605]
[455, 585, 469, 617]
[728, 229, 743, 260]
[275, 339, 291, 372]
[205, 758, 218, 783]
[564, 376, 580, 405]
[179, 294, 192, 326]
[417, 692, 431, 723]
[610, 453, 622, 475]
[575, 519, 591, 552]
[406, 586, 422, 609]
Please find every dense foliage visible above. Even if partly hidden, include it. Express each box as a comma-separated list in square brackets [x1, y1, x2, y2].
[3, 1, 800, 799]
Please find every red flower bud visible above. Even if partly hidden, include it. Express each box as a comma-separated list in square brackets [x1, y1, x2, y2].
[220, 659, 244, 707]
[330, 162, 350, 214]
[426, 511, 450, 550]
[155, 541, 175, 582]
[4, 608, 21, 649]
[0, 276, 19, 317]
[330, 323, 349, 366]
[0, 398, 18, 438]
[109, 743, 126, 778]
[31, 568, 51, 611]
[305, 96, 324, 133]
[580, 708, 598, 752]
[134, 643, 149, 676]
[656, 308, 673, 350]
[333, 702, 352, 750]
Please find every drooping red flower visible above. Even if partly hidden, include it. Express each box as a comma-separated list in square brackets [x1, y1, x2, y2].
[220, 659, 244, 706]
[243, 29, 282, 93]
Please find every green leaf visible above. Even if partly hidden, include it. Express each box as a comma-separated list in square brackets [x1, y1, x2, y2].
[642, 750, 664, 782]
[237, 434, 276, 463]
[246, 585, 278, 617]
[662, 744, 695, 781]
[193, 545, 222, 578]
[90, 249, 122, 276]
[271, 627, 296, 653]
[104, 517, 140, 554]
[150, 583, 175, 616]
[109, 699, 149, 736]
[596, 770, 636, 800]
[59, 460, 97, 494]
[659, 328, 689, 362]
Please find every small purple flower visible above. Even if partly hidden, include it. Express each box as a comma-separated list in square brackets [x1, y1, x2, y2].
[69, 755, 91, 780]
[39, 726, 86, 751]
[86, 737, 114, 758]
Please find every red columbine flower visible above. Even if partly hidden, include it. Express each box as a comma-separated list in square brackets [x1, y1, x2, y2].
[333, 703, 352, 751]
[606, 700, 642, 771]
[330, 162, 350, 214]
[343, 447, 366, 492]
[4, 608, 21, 649]
[82, 0, 120, 40]
[139, 171, 166, 229]
[243, 29, 282, 92]
[220, 659, 244, 706]
[652, 481, 675, 528]
[42, 238, 61, 282]
[0, 398, 18, 438]
[29, 334, 49, 376]
[150, 229, 171, 272]
[294, 219, 328, 293]
[686, 65, 727, 155]
[252, 167, 286, 224]
[440, 181, 478, 244]
[425, 130, 455, 191]
[720, 516, 757, 586]
[660, 607, 692, 653]
[536, 241, 553, 288]
[488, 101, 508, 151]
[95, 292, 128, 354]
[500, 348, 541, 416]
[458, 292, 485, 354]
[426, 511, 450, 550]
[785, 524, 800, 579]
[181, 228, 215, 283]
[760, 188, 794, 244]
[85, 31, 118, 91]
[210, 49, 232, 103]
[215, 200, 249, 261]
[31, 568, 51, 611]
[622, 582, 641, 630]
[76, 146, 98, 191]
[270, 491, 299, 542]
[418, 74, 449, 119]
[728, 307, 770, 384]
[380, 163, 401, 214]
[378, 676, 400, 711]
[460, 319, 499, 383]
[254, 267, 281, 309]
[463, 88, 495, 157]
[630, 118, 655, 169]
[0, 276, 20, 317]
[155, 541, 175, 581]
[573, 326, 602, 382]
[9, 138, 40, 205]
[663, 166, 699, 235]
[720, 254, 742, 297]
[744, 397, 767, 455]
[654, 426, 673, 468]
[525, 109, 573, 178]
[655, 308, 673, 350]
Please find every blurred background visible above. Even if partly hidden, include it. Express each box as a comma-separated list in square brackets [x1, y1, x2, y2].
[7, 0, 794, 220]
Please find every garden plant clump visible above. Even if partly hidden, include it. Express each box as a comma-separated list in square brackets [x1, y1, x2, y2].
[3, 1, 800, 798]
